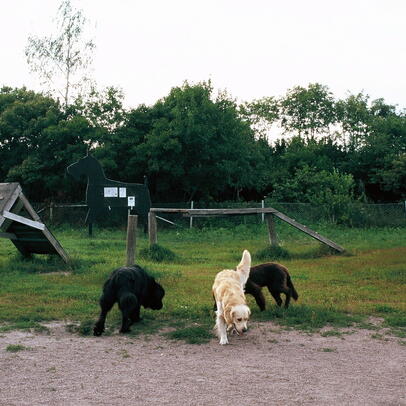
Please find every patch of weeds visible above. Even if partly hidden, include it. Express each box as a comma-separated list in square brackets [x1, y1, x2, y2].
[5, 344, 30, 352]
[320, 329, 346, 338]
[255, 246, 290, 261]
[307, 244, 340, 258]
[267, 338, 278, 344]
[255, 305, 361, 332]
[375, 305, 398, 313]
[164, 323, 213, 344]
[68, 319, 94, 336]
[139, 244, 178, 262]
[379, 268, 406, 283]
[0, 321, 50, 334]
[356, 320, 381, 330]
[383, 313, 406, 329]
[370, 333, 387, 341]
[320, 347, 337, 353]
[118, 349, 130, 359]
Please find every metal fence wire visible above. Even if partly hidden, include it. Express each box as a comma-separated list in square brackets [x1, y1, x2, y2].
[33, 201, 406, 228]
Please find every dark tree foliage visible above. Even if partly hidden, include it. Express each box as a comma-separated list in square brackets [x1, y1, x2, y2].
[0, 87, 93, 201]
[0, 82, 405, 204]
[96, 81, 266, 202]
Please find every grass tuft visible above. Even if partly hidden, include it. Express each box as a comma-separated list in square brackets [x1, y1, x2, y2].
[139, 244, 178, 262]
[164, 323, 213, 344]
[255, 246, 290, 261]
[6, 344, 30, 352]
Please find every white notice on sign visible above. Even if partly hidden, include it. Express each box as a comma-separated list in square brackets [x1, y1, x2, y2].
[104, 187, 118, 197]
[128, 196, 135, 207]
[119, 187, 127, 198]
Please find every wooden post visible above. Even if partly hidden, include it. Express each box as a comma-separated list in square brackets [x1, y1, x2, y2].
[49, 202, 53, 222]
[266, 214, 278, 247]
[148, 211, 157, 246]
[190, 200, 194, 229]
[126, 214, 138, 266]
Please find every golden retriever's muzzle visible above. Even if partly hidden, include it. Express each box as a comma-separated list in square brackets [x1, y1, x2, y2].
[229, 324, 247, 335]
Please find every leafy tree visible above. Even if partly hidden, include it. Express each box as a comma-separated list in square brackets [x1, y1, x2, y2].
[239, 96, 279, 139]
[6, 115, 93, 201]
[25, 0, 95, 108]
[279, 83, 337, 138]
[271, 165, 355, 223]
[0, 87, 93, 200]
[0, 87, 62, 181]
[97, 81, 266, 202]
[335, 92, 372, 151]
[71, 86, 126, 131]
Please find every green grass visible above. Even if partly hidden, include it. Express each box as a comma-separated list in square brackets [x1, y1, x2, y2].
[0, 223, 405, 343]
[5, 344, 31, 352]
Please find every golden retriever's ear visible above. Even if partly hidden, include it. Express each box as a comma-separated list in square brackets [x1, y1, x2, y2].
[224, 306, 233, 325]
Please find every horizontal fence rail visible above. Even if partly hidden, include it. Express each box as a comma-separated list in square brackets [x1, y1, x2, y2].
[29, 201, 406, 228]
[148, 207, 345, 252]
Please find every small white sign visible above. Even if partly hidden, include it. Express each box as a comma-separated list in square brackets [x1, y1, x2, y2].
[104, 187, 118, 197]
[119, 187, 127, 198]
[128, 196, 135, 207]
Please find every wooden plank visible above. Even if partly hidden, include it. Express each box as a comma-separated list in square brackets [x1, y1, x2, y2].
[0, 183, 21, 214]
[3, 211, 45, 230]
[266, 214, 278, 246]
[0, 232, 17, 240]
[271, 210, 345, 252]
[40, 228, 70, 263]
[148, 212, 157, 245]
[1, 199, 25, 232]
[18, 192, 42, 222]
[0, 183, 22, 229]
[150, 207, 279, 215]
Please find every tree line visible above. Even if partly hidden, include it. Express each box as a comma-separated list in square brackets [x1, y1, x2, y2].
[0, 81, 405, 209]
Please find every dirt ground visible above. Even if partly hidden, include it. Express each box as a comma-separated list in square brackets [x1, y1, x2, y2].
[0, 320, 405, 406]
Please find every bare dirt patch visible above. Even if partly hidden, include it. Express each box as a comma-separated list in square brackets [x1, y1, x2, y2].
[0, 321, 405, 405]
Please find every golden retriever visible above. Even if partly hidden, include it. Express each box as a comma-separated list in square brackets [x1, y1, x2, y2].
[212, 250, 251, 345]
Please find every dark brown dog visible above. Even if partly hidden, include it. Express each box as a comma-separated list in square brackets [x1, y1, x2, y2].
[245, 263, 298, 310]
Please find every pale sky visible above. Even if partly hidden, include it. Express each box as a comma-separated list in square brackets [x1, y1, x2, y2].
[1, 0, 406, 109]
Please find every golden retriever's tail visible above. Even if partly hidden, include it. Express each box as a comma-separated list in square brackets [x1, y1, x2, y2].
[236, 249, 251, 287]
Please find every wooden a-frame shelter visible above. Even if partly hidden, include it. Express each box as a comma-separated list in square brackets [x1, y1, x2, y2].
[0, 183, 69, 263]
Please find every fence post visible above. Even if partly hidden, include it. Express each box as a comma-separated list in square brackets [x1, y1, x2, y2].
[126, 214, 138, 266]
[266, 214, 278, 247]
[148, 211, 157, 245]
[261, 199, 265, 223]
[49, 202, 54, 223]
[190, 201, 194, 229]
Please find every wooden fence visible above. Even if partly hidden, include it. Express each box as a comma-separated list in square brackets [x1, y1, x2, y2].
[148, 207, 345, 253]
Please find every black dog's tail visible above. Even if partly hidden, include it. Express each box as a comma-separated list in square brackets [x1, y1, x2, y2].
[287, 274, 299, 301]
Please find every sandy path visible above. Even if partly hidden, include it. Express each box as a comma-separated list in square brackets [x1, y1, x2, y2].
[0, 321, 405, 406]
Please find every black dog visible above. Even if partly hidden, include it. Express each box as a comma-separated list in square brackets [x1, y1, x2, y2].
[93, 265, 165, 336]
[245, 263, 298, 311]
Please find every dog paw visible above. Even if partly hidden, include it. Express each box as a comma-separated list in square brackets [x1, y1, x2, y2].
[119, 328, 130, 334]
[93, 327, 103, 336]
[219, 338, 229, 345]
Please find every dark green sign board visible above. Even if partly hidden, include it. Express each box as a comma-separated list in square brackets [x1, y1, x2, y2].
[67, 155, 151, 226]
